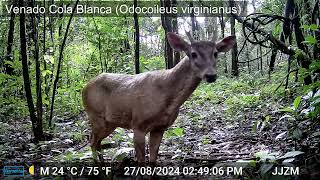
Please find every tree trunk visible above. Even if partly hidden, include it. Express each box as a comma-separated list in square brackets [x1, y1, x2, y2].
[121, 18, 131, 54]
[134, 0, 140, 74]
[269, 48, 277, 75]
[219, 12, 228, 73]
[269, 0, 294, 75]
[5, 1, 16, 75]
[256, 48, 260, 71]
[43, 0, 50, 106]
[292, 0, 312, 85]
[49, 0, 79, 127]
[160, 0, 173, 69]
[92, 17, 104, 73]
[230, 0, 239, 76]
[259, 46, 263, 75]
[30, 0, 43, 133]
[312, 0, 319, 60]
[246, 46, 250, 73]
[19, 0, 43, 142]
[172, 0, 180, 66]
[190, 2, 199, 40]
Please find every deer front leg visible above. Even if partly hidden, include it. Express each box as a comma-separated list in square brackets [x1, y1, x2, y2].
[133, 129, 146, 166]
[149, 130, 164, 166]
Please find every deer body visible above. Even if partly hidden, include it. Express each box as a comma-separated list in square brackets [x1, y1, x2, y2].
[83, 33, 235, 165]
[83, 57, 200, 131]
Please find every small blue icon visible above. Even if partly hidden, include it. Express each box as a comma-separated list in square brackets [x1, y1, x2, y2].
[3, 166, 24, 176]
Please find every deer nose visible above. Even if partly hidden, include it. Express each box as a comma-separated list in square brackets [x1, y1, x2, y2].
[205, 74, 217, 83]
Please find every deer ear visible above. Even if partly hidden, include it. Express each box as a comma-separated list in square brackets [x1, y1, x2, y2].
[216, 36, 236, 52]
[167, 32, 190, 52]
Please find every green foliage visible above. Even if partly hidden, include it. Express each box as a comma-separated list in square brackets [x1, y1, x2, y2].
[165, 127, 184, 138]
[71, 121, 87, 142]
[0, 73, 28, 120]
[140, 56, 165, 72]
[226, 94, 261, 109]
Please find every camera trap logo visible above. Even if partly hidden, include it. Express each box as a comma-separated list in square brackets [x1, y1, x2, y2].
[3, 166, 25, 177]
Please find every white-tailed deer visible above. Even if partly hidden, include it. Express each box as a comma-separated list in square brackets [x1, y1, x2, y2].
[82, 32, 235, 165]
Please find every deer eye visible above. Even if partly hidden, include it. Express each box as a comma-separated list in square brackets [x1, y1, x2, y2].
[191, 52, 198, 59]
[214, 52, 218, 58]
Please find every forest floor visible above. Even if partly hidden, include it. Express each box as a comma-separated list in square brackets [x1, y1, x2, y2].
[1, 74, 319, 179]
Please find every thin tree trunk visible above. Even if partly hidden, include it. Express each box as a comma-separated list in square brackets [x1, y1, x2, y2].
[189, 2, 199, 40]
[260, 46, 263, 75]
[312, 0, 319, 60]
[19, 0, 43, 142]
[5, 2, 16, 75]
[92, 17, 104, 73]
[134, 0, 140, 74]
[47, 3, 56, 95]
[285, 55, 292, 89]
[160, 0, 173, 69]
[30, 0, 43, 133]
[269, 48, 277, 76]
[49, 0, 80, 127]
[219, 12, 228, 73]
[246, 46, 250, 73]
[43, 0, 50, 107]
[256, 48, 260, 71]
[172, 0, 180, 66]
[230, 0, 239, 76]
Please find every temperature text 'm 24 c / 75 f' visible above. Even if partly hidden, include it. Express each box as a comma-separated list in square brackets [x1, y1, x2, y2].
[39, 166, 112, 176]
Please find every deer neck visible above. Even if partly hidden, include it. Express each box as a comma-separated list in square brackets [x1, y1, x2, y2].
[166, 56, 201, 110]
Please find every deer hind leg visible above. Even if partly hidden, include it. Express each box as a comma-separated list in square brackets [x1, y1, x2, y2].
[149, 130, 164, 166]
[90, 121, 115, 163]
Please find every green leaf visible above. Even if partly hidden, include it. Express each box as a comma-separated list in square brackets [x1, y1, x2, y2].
[303, 36, 317, 45]
[279, 151, 304, 159]
[42, 70, 52, 77]
[292, 128, 303, 139]
[283, 158, 295, 163]
[265, 115, 270, 122]
[112, 147, 134, 161]
[278, 107, 294, 113]
[4, 60, 14, 67]
[301, 24, 310, 30]
[309, 60, 320, 71]
[293, 96, 301, 109]
[273, 23, 281, 36]
[173, 127, 184, 137]
[260, 164, 273, 176]
[275, 131, 287, 140]
[279, 114, 294, 121]
[309, 24, 318, 31]
[255, 151, 269, 159]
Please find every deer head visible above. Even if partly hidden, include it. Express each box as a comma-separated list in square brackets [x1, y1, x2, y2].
[167, 32, 236, 83]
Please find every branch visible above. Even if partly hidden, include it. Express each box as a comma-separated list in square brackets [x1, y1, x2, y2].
[232, 13, 295, 55]
[238, 49, 272, 63]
